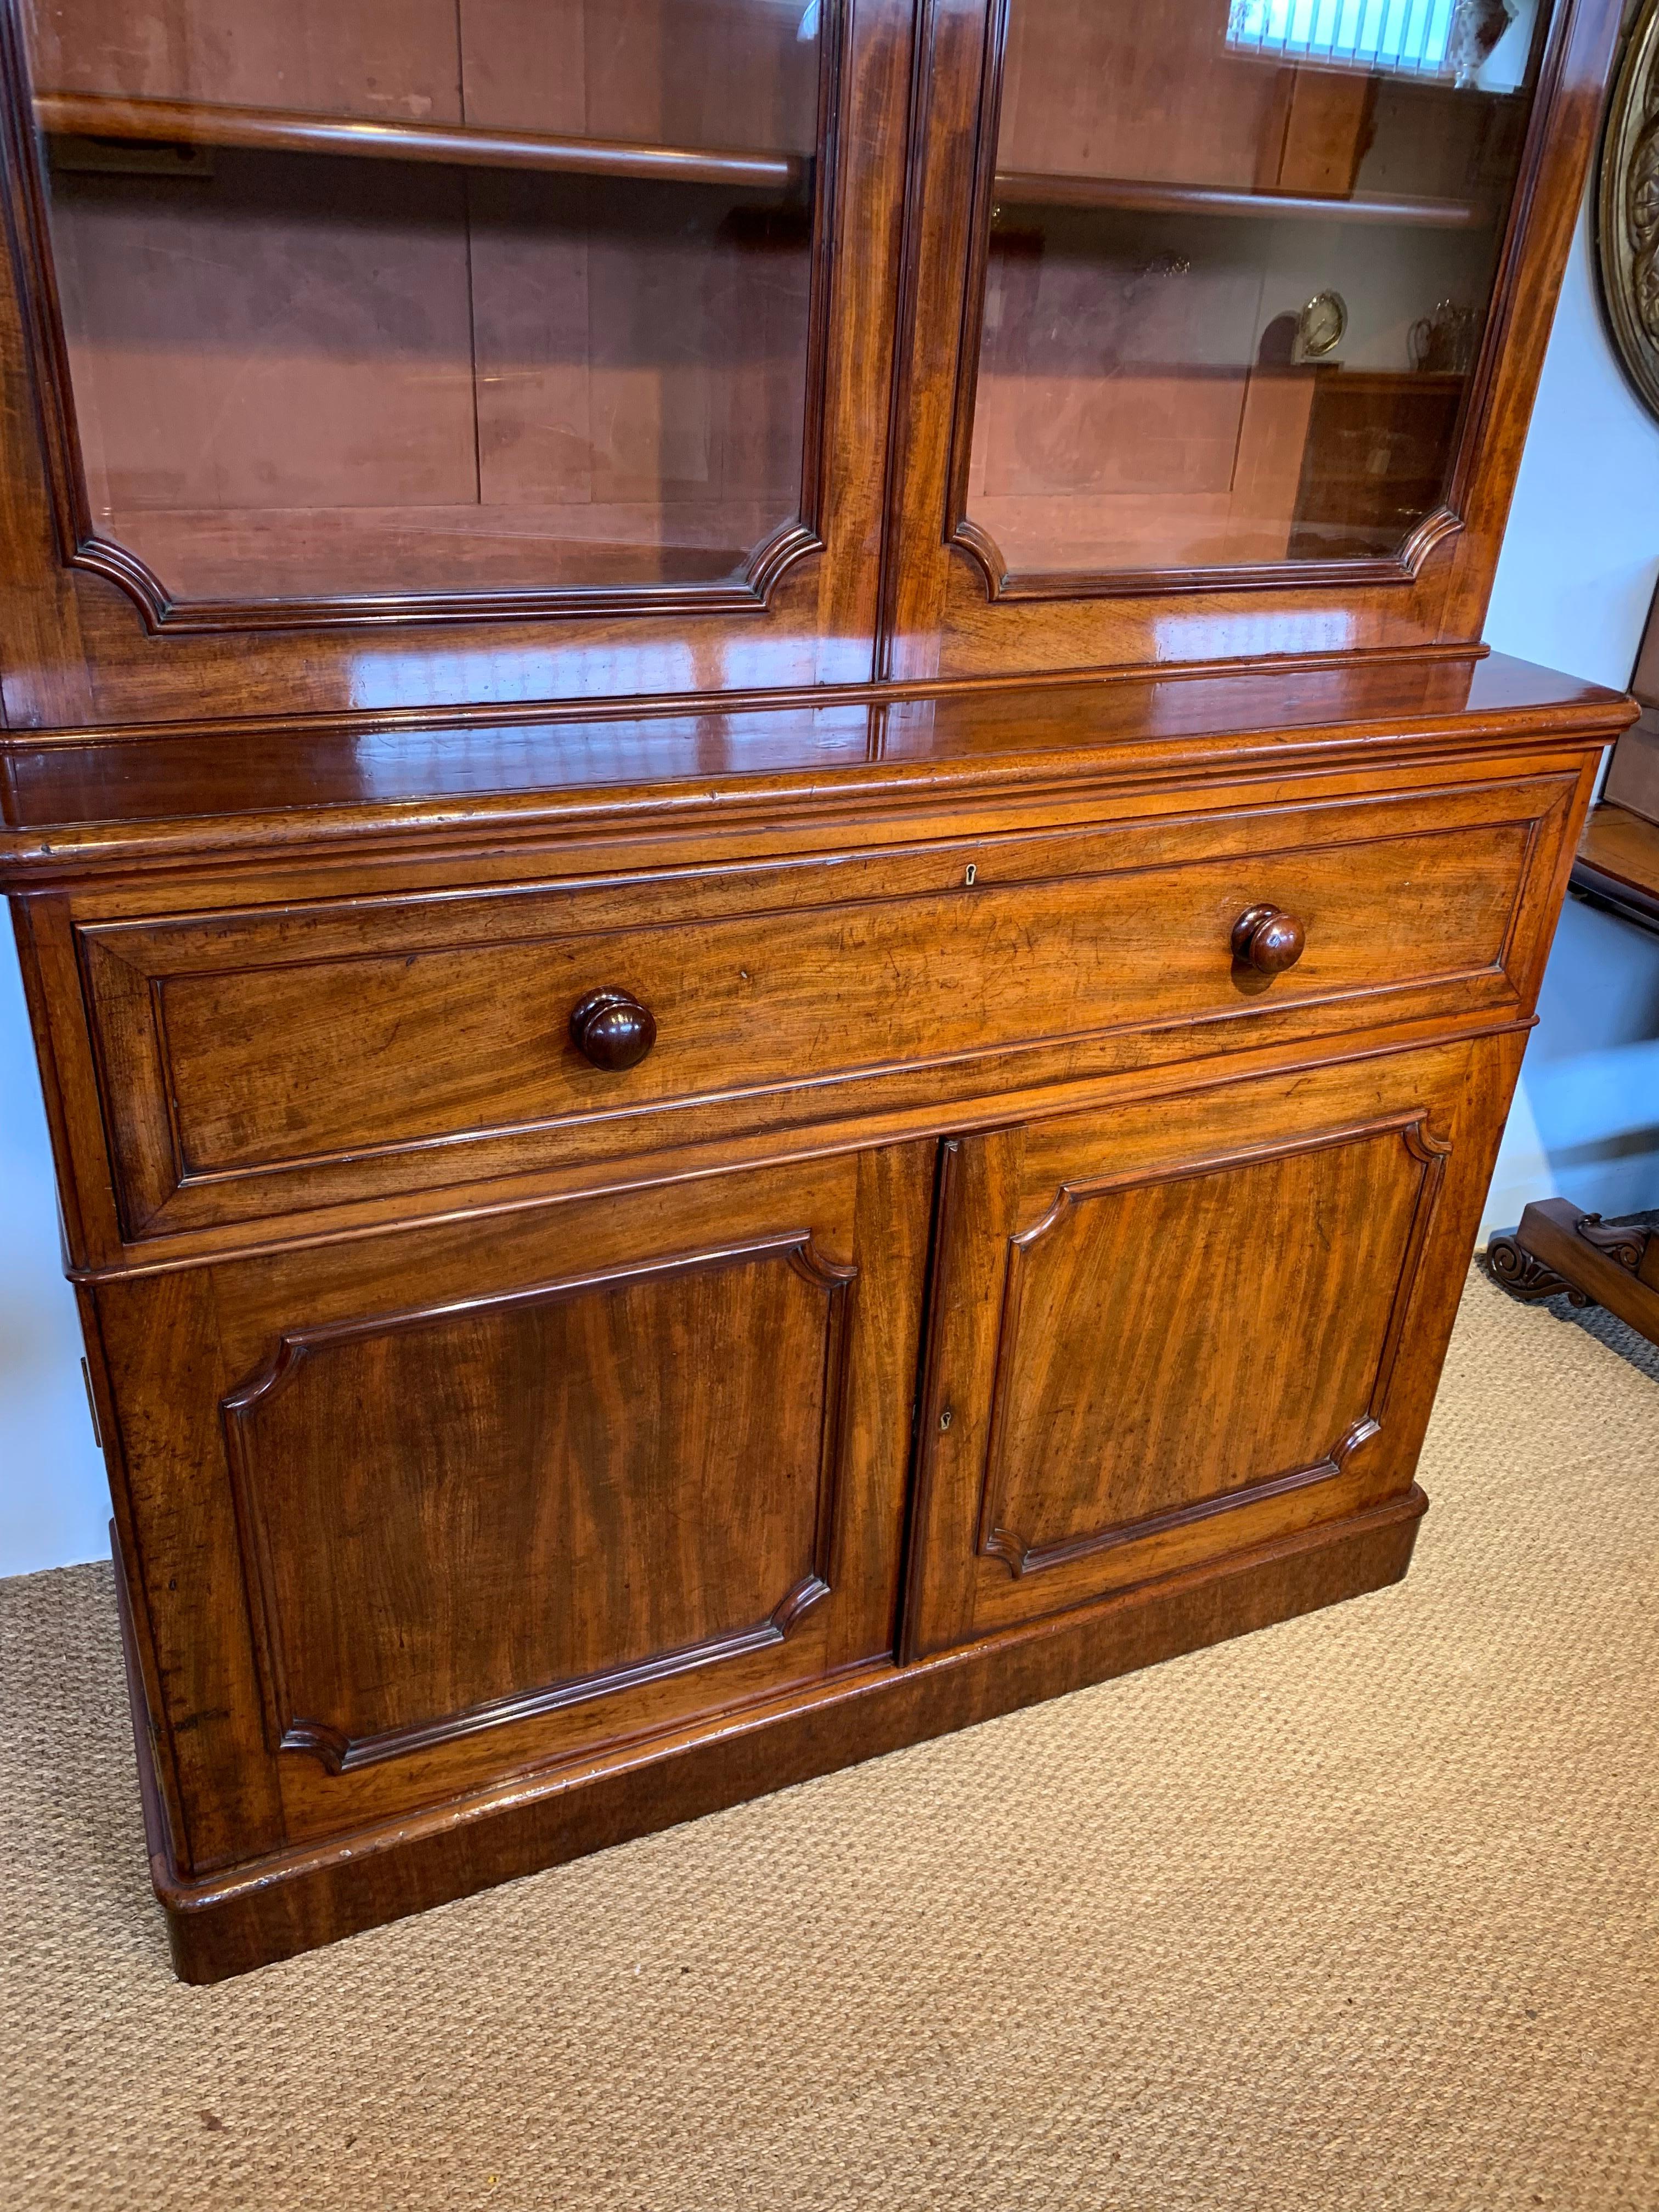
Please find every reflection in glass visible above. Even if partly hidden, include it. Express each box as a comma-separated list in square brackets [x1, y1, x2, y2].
[23, 2, 823, 608]
[966, 0, 1548, 580]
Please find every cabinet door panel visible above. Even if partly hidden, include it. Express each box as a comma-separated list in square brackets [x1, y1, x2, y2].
[904, 1035, 1519, 1657]
[224, 1232, 855, 1775]
[99, 1144, 930, 1870]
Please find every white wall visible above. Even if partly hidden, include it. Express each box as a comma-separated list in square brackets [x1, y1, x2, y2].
[0, 932, 108, 1573]
[2, 198, 1657, 1578]
[1479, 202, 1659, 1238]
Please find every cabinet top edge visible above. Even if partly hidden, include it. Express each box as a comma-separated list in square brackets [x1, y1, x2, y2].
[1, 654, 1633, 884]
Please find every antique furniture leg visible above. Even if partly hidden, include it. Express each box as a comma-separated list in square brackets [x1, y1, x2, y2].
[1488, 1201, 1659, 1346]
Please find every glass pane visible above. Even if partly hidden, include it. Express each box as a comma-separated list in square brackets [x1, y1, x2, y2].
[22, 2, 822, 607]
[968, 0, 1549, 580]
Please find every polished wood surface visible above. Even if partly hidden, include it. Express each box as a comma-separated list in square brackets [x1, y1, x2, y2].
[0, 0, 1635, 1980]
[1231, 903, 1307, 974]
[1601, 713, 1659, 828]
[26, 0, 823, 149]
[989, 172, 1489, 228]
[905, 1036, 1511, 1658]
[0, 0, 914, 702]
[1488, 1197, 1659, 1349]
[94, 1149, 930, 1869]
[883, 0, 1620, 685]
[1572, 799, 1659, 934]
[0, 0, 1615, 722]
[119, 1484, 1427, 1981]
[0, 651, 1628, 858]
[1289, 371, 1471, 562]
[61, 766, 1573, 1244]
[569, 985, 658, 1073]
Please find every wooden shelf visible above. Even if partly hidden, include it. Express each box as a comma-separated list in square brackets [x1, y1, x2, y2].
[1573, 803, 1659, 938]
[35, 91, 809, 194]
[992, 170, 1491, 230]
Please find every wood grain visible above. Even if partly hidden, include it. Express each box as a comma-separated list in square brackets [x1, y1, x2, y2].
[0, 0, 1633, 1987]
[884, 0, 1622, 682]
[92, 1148, 929, 1865]
[127, 1482, 1429, 1982]
[33, 95, 811, 188]
[0, 0, 914, 695]
[905, 1032, 1521, 1658]
[72, 777, 1556, 1239]
[222, 1234, 855, 1772]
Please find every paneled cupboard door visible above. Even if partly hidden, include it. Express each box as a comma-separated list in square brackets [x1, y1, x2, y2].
[901, 1036, 1519, 1660]
[882, 0, 1622, 682]
[0, 0, 916, 725]
[98, 1143, 933, 1872]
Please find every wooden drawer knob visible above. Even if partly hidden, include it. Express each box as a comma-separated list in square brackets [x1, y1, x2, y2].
[1231, 904, 1306, 974]
[570, 987, 657, 1071]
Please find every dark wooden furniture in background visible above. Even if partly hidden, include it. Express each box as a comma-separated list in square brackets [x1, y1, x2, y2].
[1487, 580, 1659, 1343]
[0, 0, 1636, 1980]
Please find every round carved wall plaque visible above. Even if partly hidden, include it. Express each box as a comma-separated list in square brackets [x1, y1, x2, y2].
[1598, 0, 1659, 423]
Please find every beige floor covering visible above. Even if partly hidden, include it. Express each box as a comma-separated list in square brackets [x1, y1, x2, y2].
[2, 1266, 1657, 2212]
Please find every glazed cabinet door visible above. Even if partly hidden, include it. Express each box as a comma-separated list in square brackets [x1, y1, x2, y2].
[902, 1034, 1519, 1659]
[0, 0, 916, 726]
[96, 1143, 932, 1875]
[883, 0, 1620, 682]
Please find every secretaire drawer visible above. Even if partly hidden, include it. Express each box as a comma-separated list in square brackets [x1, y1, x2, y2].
[75, 773, 1572, 1240]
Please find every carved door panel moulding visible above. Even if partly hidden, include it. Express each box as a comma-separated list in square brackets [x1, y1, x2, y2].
[972, 1114, 1451, 1580]
[1597, 0, 1659, 421]
[898, 1045, 1496, 1666]
[221, 1233, 857, 1774]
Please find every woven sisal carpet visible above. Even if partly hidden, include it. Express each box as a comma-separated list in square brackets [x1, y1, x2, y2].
[2, 1268, 1656, 2211]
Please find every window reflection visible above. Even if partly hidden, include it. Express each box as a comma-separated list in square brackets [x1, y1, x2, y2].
[967, 0, 1550, 580]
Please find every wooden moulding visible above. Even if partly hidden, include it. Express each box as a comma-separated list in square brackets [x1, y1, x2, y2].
[0, 651, 1636, 883]
[939, 0, 1532, 604]
[114, 1487, 1426, 1984]
[877, 0, 1622, 684]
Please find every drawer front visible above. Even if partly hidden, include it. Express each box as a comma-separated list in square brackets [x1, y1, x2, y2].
[78, 773, 1571, 1239]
